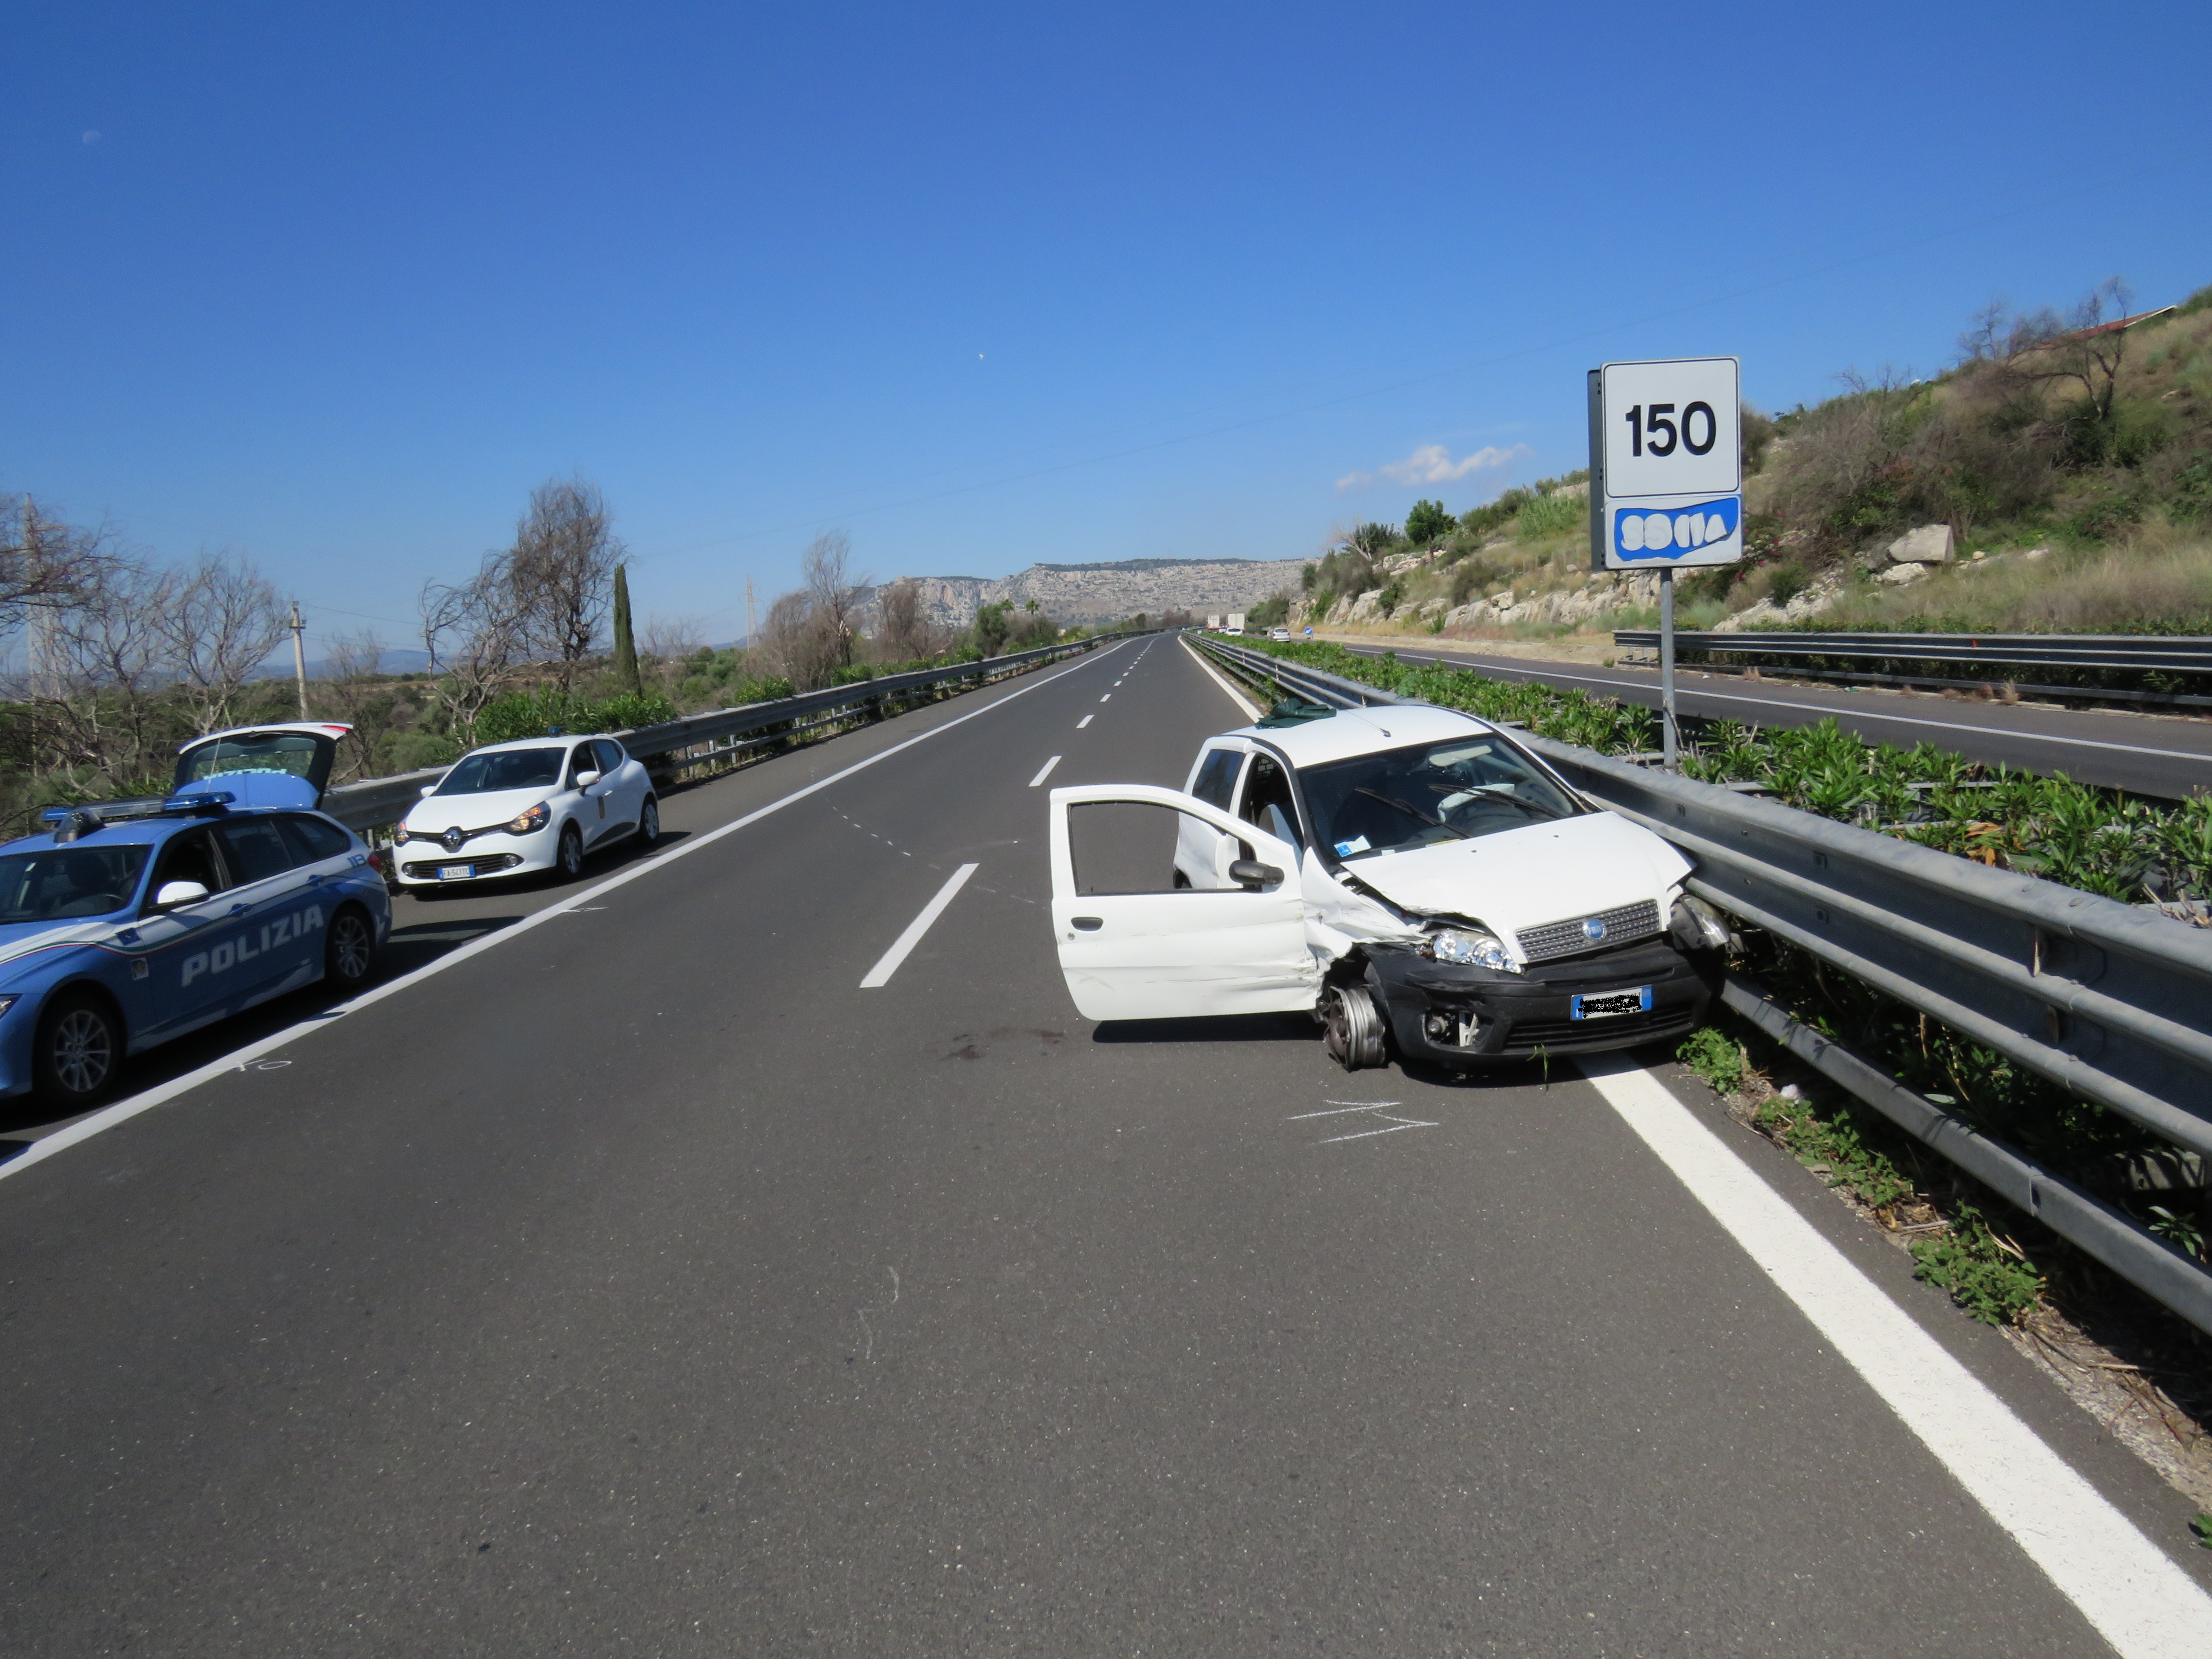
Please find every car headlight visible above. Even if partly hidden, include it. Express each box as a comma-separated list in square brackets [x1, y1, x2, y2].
[505, 802, 552, 835]
[1425, 926, 1519, 973]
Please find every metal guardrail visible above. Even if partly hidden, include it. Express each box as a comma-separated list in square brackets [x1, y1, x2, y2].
[1193, 634, 2212, 1335]
[319, 635, 1126, 834]
[1610, 628, 2212, 674]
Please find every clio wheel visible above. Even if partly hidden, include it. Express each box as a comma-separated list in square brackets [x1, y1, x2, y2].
[637, 796, 661, 847]
[34, 990, 121, 1107]
[556, 824, 585, 882]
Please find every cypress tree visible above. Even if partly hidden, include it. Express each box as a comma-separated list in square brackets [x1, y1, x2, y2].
[611, 562, 640, 694]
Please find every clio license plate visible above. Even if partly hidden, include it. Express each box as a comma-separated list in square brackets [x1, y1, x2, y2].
[1570, 987, 1652, 1020]
[438, 864, 472, 881]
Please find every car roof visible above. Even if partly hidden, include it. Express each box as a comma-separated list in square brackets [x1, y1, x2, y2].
[0, 803, 324, 859]
[459, 735, 608, 756]
[1215, 703, 1499, 769]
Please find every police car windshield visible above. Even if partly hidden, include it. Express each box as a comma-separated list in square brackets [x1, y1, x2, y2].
[434, 748, 566, 795]
[0, 846, 151, 923]
[1301, 735, 1580, 862]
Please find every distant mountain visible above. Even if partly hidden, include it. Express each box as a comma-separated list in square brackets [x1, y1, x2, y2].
[859, 556, 1305, 631]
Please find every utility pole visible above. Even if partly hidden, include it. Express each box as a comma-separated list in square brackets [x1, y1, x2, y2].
[288, 600, 309, 719]
[745, 577, 757, 650]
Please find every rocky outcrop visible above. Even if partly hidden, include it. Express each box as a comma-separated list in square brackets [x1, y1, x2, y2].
[1885, 524, 1954, 564]
[856, 556, 1307, 632]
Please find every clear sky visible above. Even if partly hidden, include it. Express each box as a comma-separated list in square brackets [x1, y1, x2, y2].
[4, 1, 2207, 653]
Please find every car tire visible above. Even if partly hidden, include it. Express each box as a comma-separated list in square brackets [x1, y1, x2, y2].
[555, 823, 585, 882]
[1321, 982, 1387, 1071]
[33, 988, 122, 1109]
[325, 905, 377, 991]
[636, 796, 660, 848]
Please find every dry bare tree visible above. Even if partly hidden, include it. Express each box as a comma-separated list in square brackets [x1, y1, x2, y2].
[316, 632, 410, 782]
[154, 550, 290, 735]
[511, 477, 622, 690]
[35, 556, 175, 789]
[873, 577, 934, 660]
[801, 531, 866, 676]
[1, 495, 119, 683]
[420, 548, 534, 744]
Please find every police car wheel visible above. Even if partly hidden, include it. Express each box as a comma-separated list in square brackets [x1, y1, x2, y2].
[35, 991, 120, 1105]
[326, 908, 376, 988]
[556, 824, 584, 881]
[637, 796, 661, 847]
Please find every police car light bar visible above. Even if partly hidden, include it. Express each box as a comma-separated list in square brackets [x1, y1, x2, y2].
[38, 791, 237, 830]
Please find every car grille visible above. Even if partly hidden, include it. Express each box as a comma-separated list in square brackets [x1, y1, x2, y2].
[1506, 1007, 1697, 1049]
[1515, 899, 1662, 963]
[402, 853, 522, 878]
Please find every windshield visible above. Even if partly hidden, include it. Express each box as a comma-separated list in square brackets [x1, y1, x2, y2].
[0, 845, 151, 923]
[175, 732, 331, 793]
[1301, 734, 1580, 862]
[434, 747, 567, 795]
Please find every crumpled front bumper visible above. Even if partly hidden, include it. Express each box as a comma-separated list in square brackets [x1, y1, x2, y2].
[1365, 935, 1717, 1064]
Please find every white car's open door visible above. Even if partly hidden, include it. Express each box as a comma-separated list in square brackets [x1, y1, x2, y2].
[1048, 783, 1319, 1022]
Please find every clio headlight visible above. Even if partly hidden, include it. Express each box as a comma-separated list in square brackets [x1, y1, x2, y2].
[505, 802, 552, 835]
[1426, 926, 1519, 973]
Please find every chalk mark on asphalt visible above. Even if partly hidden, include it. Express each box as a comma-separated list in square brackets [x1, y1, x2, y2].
[856, 1266, 901, 1364]
[1291, 1101, 1438, 1143]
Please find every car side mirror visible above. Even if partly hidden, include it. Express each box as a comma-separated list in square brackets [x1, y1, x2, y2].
[153, 879, 210, 910]
[1228, 859, 1282, 892]
[419, 784, 437, 798]
[574, 769, 602, 789]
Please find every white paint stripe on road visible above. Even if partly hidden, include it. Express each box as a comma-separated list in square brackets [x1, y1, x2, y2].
[1182, 636, 1263, 721]
[1027, 755, 1061, 787]
[0, 640, 1131, 1187]
[859, 864, 978, 988]
[1100, 694, 1111, 701]
[1377, 649, 2211, 764]
[1576, 1054, 2212, 1658]
[1077, 715, 1093, 728]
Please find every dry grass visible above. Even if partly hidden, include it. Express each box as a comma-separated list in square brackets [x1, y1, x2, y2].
[1819, 529, 2212, 633]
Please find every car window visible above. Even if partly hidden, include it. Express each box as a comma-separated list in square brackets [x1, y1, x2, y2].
[434, 748, 565, 795]
[566, 746, 597, 787]
[1300, 735, 1581, 862]
[1190, 748, 1243, 811]
[0, 845, 151, 922]
[594, 739, 627, 775]
[1237, 754, 1301, 851]
[216, 819, 297, 886]
[146, 829, 227, 902]
[278, 814, 353, 864]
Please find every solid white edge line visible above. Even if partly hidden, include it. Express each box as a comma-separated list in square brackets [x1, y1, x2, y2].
[0, 640, 1129, 1186]
[1371, 647, 2208, 764]
[1181, 636, 1263, 721]
[1575, 1052, 2212, 1658]
[859, 863, 978, 987]
[1027, 755, 1062, 788]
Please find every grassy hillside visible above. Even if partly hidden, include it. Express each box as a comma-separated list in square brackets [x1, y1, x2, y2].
[1295, 281, 2212, 641]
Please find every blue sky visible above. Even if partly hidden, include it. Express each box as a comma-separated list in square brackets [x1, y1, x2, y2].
[4, 1, 2208, 653]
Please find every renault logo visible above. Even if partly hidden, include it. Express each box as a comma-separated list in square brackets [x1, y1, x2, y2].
[441, 826, 466, 852]
[1582, 917, 1607, 941]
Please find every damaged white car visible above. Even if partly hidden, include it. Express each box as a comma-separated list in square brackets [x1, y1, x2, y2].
[1046, 702, 1728, 1070]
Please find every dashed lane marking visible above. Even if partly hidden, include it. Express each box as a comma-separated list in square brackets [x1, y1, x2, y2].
[859, 864, 979, 988]
[1027, 755, 1062, 788]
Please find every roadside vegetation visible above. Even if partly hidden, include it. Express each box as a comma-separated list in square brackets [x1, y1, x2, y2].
[1289, 279, 2212, 645]
[0, 484, 1075, 836]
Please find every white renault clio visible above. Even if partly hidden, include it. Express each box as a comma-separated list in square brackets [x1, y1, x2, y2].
[393, 735, 658, 891]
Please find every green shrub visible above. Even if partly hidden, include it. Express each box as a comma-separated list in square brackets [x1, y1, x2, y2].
[476, 686, 680, 746]
[1678, 1027, 1746, 1094]
[1516, 489, 1586, 541]
[1766, 562, 1810, 607]
[1404, 499, 1454, 546]
[1909, 1208, 2044, 1324]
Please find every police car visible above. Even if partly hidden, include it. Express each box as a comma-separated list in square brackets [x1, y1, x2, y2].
[0, 723, 392, 1111]
[391, 734, 658, 890]
[1047, 701, 1728, 1071]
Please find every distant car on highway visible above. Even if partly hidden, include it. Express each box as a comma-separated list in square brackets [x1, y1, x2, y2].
[1047, 703, 1726, 1070]
[394, 736, 658, 890]
[1270, 627, 1292, 642]
[0, 723, 393, 1111]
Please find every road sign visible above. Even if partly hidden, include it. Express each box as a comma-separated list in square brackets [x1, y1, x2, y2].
[1593, 356, 1741, 571]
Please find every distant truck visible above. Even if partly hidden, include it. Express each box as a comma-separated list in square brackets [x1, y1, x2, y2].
[1225, 613, 1246, 635]
[1206, 615, 1223, 631]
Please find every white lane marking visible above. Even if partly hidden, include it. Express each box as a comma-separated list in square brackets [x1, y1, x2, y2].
[859, 864, 978, 988]
[1027, 755, 1062, 788]
[1099, 694, 1111, 701]
[1182, 636, 1263, 720]
[1575, 1054, 2212, 1656]
[1077, 715, 1093, 728]
[1375, 649, 2212, 764]
[0, 641, 1130, 1187]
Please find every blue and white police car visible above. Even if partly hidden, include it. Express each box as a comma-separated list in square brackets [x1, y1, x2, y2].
[0, 722, 392, 1112]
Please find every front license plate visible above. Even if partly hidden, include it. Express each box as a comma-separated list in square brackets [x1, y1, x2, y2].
[1571, 986, 1652, 1020]
[438, 864, 472, 881]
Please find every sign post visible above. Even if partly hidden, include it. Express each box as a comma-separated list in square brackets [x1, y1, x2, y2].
[1589, 357, 1742, 770]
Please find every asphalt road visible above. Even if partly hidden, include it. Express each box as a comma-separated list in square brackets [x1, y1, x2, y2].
[1331, 638, 2212, 800]
[3, 635, 2206, 1656]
